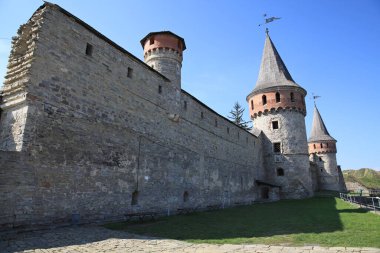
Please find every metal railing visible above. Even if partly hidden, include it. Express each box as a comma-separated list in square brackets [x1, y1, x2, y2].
[340, 193, 380, 213]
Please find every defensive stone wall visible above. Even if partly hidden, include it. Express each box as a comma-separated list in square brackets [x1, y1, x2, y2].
[0, 3, 262, 228]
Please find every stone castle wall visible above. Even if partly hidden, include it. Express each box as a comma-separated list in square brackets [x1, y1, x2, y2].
[0, 4, 262, 228]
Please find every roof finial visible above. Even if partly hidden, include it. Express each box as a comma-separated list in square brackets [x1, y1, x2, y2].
[312, 93, 321, 106]
[266, 28, 269, 35]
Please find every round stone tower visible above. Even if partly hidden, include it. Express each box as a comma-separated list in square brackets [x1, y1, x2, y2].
[247, 31, 313, 199]
[140, 31, 186, 89]
[308, 105, 346, 192]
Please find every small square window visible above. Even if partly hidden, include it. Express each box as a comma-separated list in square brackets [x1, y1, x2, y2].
[127, 67, 133, 78]
[272, 121, 279, 130]
[158, 85, 162, 94]
[273, 142, 281, 153]
[85, 43, 93, 56]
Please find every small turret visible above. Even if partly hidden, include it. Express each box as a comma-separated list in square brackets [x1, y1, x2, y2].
[308, 105, 346, 192]
[141, 31, 186, 89]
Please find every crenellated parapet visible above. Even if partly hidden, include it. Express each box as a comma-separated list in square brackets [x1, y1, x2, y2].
[247, 87, 306, 119]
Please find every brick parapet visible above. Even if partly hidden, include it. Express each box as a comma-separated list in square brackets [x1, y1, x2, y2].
[308, 141, 337, 154]
[247, 87, 306, 119]
[142, 33, 184, 57]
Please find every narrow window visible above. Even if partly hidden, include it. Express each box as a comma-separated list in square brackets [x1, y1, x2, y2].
[320, 143, 323, 148]
[184, 101, 187, 110]
[215, 119, 218, 127]
[313, 144, 316, 149]
[273, 142, 281, 153]
[227, 127, 230, 134]
[262, 95, 267, 105]
[246, 137, 248, 143]
[201, 112, 204, 119]
[237, 131, 240, 139]
[85, 43, 93, 56]
[131, 191, 139, 205]
[127, 67, 133, 78]
[290, 92, 295, 102]
[326, 143, 329, 148]
[158, 85, 162, 94]
[272, 121, 279, 130]
[277, 168, 284, 176]
[251, 100, 254, 110]
[149, 37, 154, 45]
[319, 157, 323, 162]
[183, 191, 189, 202]
[276, 92, 281, 103]
[320, 168, 323, 172]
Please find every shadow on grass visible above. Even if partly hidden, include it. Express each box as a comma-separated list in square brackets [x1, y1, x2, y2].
[106, 197, 350, 241]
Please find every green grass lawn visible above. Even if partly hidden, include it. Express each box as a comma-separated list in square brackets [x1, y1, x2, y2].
[104, 197, 380, 248]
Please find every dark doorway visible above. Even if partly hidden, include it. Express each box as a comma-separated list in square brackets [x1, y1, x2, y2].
[261, 187, 269, 199]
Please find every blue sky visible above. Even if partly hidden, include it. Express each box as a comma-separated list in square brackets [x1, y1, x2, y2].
[0, 0, 379, 170]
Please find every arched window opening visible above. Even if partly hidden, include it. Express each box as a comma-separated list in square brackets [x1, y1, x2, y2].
[262, 95, 267, 105]
[290, 92, 295, 102]
[320, 143, 323, 148]
[131, 191, 139, 205]
[251, 100, 254, 110]
[313, 144, 316, 149]
[183, 191, 189, 202]
[275, 92, 281, 103]
[277, 168, 284, 176]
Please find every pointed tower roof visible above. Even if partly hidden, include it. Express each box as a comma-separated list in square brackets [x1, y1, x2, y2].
[252, 32, 304, 94]
[308, 106, 336, 142]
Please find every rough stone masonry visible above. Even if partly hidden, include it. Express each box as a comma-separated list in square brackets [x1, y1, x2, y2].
[0, 2, 346, 229]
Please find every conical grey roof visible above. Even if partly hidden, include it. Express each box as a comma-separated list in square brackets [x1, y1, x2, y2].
[308, 106, 336, 142]
[253, 33, 304, 93]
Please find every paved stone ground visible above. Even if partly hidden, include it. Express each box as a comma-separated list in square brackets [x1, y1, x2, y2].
[0, 226, 379, 253]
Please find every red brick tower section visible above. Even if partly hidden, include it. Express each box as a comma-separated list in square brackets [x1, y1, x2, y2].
[141, 31, 186, 89]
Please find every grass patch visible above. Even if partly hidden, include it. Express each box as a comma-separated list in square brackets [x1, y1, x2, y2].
[104, 197, 380, 247]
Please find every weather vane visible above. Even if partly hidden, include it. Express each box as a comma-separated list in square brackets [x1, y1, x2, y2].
[312, 93, 321, 106]
[259, 14, 281, 33]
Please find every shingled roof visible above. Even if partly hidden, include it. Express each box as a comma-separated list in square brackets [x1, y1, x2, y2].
[308, 106, 336, 142]
[252, 32, 304, 94]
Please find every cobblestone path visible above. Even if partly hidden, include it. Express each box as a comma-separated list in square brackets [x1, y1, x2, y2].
[0, 226, 379, 253]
